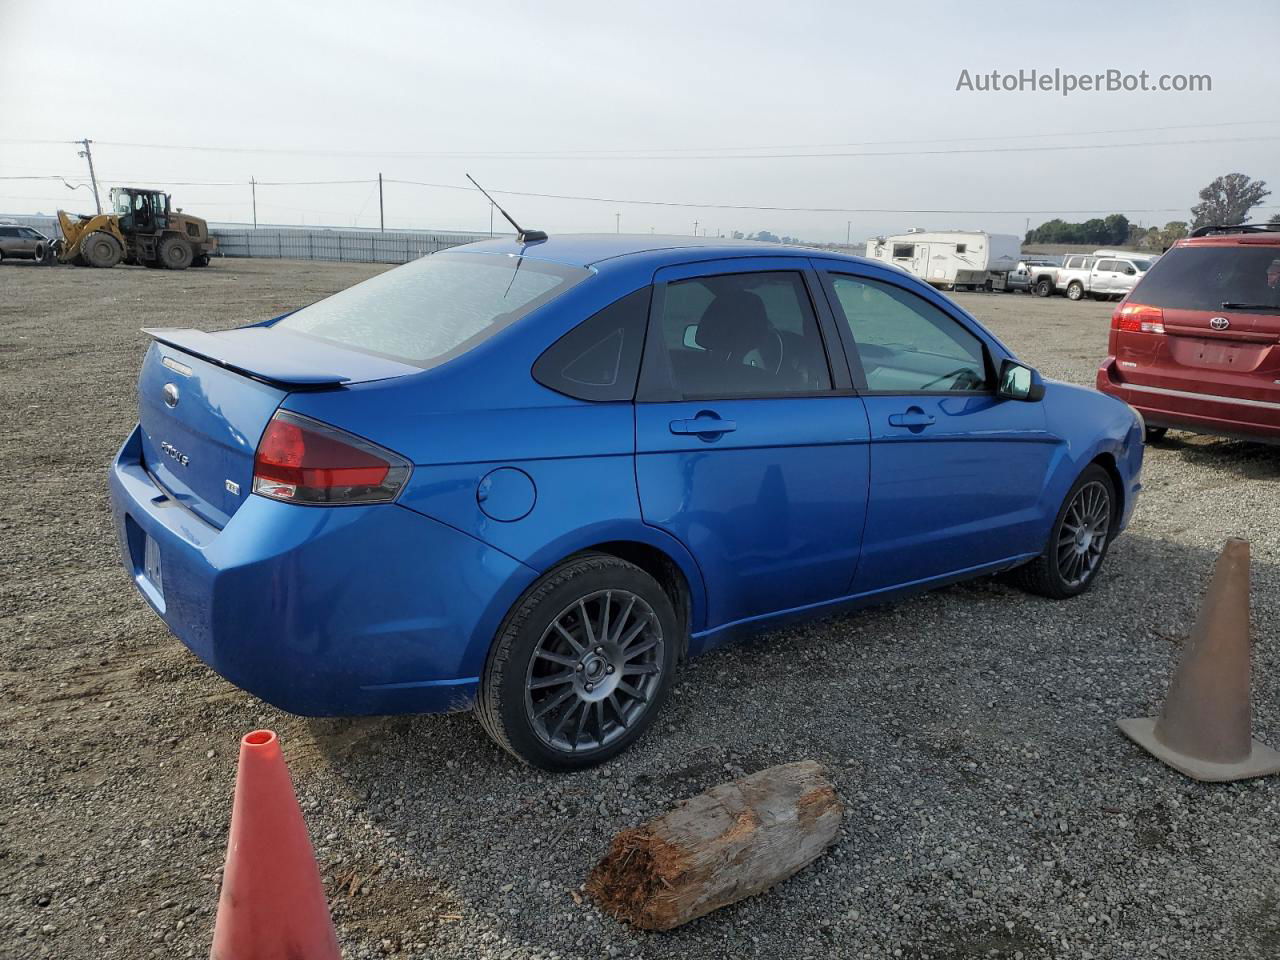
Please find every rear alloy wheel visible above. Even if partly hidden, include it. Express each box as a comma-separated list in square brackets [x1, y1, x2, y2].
[159, 235, 194, 269]
[1066, 281, 1084, 301]
[476, 554, 678, 770]
[81, 231, 122, 268]
[1006, 465, 1116, 599]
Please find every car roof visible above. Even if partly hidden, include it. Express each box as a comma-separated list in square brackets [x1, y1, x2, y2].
[448, 233, 873, 271]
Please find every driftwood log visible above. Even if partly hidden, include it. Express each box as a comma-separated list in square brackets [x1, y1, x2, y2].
[585, 760, 842, 930]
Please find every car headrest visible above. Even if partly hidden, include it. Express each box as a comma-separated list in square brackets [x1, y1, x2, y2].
[695, 290, 772, 355]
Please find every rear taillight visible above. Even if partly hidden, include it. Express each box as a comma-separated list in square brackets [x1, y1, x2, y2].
[252, 411, 410, 505]
[1113, 301, 1165, 334]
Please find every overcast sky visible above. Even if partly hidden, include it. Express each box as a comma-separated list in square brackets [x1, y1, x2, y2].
[2, 0, 1277, 242]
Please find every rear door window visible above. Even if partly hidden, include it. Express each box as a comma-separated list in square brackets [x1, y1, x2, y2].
[1132, 246, 1280, 311]
[274, 251, 590, 368]
[653, 271, 833, 398]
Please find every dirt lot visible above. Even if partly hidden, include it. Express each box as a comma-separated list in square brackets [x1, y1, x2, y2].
[2, 258, 1279, 960]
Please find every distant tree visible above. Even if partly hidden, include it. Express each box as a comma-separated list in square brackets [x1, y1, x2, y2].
[1270, 212, 1280, 225]
[731, 230, 745, 240]
[752, 230, 780, 243]
[1103, 213, 1130, 245]
[1190, 173, 1270, 229]
[1027, 215, 1131, 245]
[1161, 221, 1189, 245]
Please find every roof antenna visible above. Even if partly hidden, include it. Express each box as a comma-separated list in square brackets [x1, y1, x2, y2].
[466, 174, 547, 244]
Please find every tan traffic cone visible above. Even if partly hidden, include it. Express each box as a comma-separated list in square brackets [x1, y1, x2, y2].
[1118, 538, 1280, 782]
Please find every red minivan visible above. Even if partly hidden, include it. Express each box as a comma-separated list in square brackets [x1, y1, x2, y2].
[1097, 224, 1280, 444]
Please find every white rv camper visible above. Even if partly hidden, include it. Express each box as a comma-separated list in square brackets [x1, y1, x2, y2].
[863, 229, 1022, 290]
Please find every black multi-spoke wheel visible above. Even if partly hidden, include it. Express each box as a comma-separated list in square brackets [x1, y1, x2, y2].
[526, 589, 664, 753]
[1006, 464, 1117, 599]
[476, 554, 678, 770]
[1055, 480, 1111, 588]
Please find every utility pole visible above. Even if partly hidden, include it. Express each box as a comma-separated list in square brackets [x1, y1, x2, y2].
[378, 173, 384, 232]
[615, 212, 621, 234]
[250, 177, 258, 229]
[77, 138, 102, 215]
[846, 220, 851, 247]
[693, 219, 699, 236]
[489, 201, 494, 236]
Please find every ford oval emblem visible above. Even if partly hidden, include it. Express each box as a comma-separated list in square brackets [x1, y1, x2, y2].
[1209, 316, 1230, 330]
[163, 382, 180, 407]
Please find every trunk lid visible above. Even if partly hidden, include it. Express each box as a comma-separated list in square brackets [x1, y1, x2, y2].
[137, 327, 420, 528]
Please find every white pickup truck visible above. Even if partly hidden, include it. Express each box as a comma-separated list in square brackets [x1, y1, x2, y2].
[1029, 253, 1156, 300]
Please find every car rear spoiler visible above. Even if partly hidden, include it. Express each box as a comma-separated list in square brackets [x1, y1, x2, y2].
[141, 327, 352, 388]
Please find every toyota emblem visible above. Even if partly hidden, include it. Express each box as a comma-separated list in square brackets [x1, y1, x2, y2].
[163, 382, 180, 407]
[1209, 316, 1230, 330]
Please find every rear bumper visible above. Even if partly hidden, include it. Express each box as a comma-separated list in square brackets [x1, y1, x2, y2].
[108, 425, 538, 715]
[1097, 359, 1280, 444]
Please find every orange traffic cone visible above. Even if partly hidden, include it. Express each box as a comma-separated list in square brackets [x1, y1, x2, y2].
[1118, 538, 1280, 782]
[211, 730, 340, 960]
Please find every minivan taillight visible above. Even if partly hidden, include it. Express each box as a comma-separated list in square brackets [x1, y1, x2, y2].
[252, 411, 411, 505]
[1113, 302, 1165, 334]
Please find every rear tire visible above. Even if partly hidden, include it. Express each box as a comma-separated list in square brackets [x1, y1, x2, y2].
[1144, 426, 1168, 443]
[1066, 281, 1084, 301]
[1034, 278, 1053, 297]
[1005, 464, 1116, 600]
[476, 554, 679, 770]
[81, 231, 122, 268]
[158, 235, 193, 270]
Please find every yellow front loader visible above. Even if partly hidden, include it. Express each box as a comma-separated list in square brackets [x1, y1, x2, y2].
[57, 186, 216, 269]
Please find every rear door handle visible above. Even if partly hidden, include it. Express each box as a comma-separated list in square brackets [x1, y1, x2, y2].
[670, 415, 737, 437]
[888, 410, 935, 429]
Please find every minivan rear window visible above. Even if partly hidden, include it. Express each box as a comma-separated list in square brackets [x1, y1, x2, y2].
[1132, 246, 1280, 311]
[274, 251, 590, 367]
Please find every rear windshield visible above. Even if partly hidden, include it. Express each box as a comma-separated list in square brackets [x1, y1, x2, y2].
[1133, 246, 1280, 311]
[274, 251, 590, 367]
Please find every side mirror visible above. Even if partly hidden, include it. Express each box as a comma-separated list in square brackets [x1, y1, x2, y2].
[998, 359, 1045, 402]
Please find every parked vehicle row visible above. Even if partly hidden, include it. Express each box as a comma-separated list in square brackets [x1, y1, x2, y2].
[1026, 252, 1156, 300]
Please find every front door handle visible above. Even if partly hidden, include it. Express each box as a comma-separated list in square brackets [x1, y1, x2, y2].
[670, 413, 737, 438]
[888, 409, 936, 429]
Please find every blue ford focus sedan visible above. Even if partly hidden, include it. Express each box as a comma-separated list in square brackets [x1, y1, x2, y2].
[109, 235, 1142, 768]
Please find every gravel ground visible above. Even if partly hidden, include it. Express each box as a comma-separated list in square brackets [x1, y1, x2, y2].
[2, 258, 1279, 960]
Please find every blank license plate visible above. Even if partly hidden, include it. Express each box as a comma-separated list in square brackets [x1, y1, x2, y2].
[142, 534, 164, 597]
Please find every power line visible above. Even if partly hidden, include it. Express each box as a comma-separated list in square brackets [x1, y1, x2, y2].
[5, 171, 1278, 217]
[1, 119, 1276, 158]
[387, 178, 1279, 216]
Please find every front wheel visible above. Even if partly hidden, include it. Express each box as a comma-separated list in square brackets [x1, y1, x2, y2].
[1034, 278, 1053, 297]
[1006, 465, 1116, 599]
[159, 235, 193, 269]
[81, 231, 122, 268]
[476, 554, 679, 770]
[1066, 281, 1084, 301]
